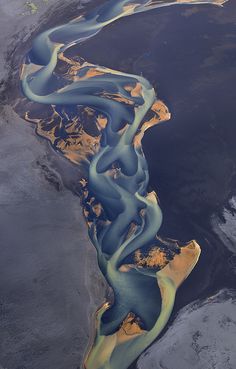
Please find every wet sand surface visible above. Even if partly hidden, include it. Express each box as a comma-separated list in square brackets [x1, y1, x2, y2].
[0, 107, 106, 369]
[75, 0, 236, 310]
[0, 2, 106, 369]
[0, 1, 236, 369]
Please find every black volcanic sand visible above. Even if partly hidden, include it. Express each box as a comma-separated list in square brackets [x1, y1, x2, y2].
[6, 1, 236, 368]
[66, 1, 236, 314]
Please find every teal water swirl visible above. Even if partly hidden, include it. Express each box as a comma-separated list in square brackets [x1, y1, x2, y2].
[20, 1, 227, 368]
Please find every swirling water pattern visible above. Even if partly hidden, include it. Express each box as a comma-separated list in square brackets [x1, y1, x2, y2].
[20, 1, 227, 368]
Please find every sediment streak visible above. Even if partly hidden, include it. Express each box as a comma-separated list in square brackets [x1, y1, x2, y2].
[20, 1, 227, 368]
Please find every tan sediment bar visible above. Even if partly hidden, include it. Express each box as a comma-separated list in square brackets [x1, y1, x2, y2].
[85, 241, 201, 369]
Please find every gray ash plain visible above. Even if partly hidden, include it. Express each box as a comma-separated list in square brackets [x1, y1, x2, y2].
[0, 1, 236, 369]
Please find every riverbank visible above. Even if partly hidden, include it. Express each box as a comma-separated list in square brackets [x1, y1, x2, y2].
[0, 1, 106, 369]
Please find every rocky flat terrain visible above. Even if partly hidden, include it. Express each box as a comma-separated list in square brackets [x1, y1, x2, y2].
[0, 1, 236, 369]
[138, 290, 236, 369]
[0, 2, 106, 369]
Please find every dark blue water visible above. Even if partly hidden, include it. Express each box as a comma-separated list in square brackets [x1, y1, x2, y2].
[16, 1, 236, 368]
[73, 2, 236, 313]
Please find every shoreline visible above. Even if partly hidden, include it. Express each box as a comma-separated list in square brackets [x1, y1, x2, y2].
[0, 1, 107, 366]
[1, 0, 236, 368]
